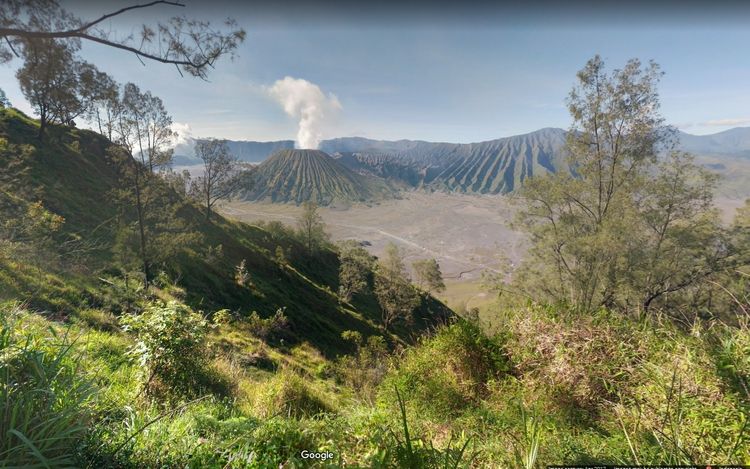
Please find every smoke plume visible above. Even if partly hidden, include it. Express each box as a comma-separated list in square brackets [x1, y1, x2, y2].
[267, 77, 342, 149]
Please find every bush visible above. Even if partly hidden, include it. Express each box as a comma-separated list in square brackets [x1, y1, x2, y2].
[1, 306, 94, 468]
[253, 369, 331, 419]
[246, 308, 291, 343]
[380, 319, 511, 419]
[335, 331, 390, 403]
[76, 308, 119, 332]
[506, 306, 645, 415]
[120, 301, 215, 400]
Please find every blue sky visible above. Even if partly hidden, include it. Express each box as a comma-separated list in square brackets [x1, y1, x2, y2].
[2, 1, 750, 143]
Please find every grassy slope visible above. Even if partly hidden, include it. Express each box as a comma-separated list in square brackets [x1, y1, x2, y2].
[0, 108, 450, 357]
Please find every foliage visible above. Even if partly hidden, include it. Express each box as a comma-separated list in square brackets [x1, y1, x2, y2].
[120, 301, 213, 400]
[297, 200, 329, 256]
[253, 368, 331, 419]
[0, 200, 64, 261]
[0, 305, 93, 468]
[378, 386, 476, 469]
[1, 1, 246, 79]
[189, 138, 243, 221]
[413, 258, 446, 293]
[515, 56, 725, 314]
[374, 243, 421, 330]
[16, 38, 85, 137]
[246, 308, 291, 343]
[235, 258, 250, 286]
[336, 331, 390, 403]
[512, 404, 544, 469]
[337, 240, 375, 302]
[381, 319, 511, 419]
[0, 87, 9, 108]
[506, 305, 645, 413]
[110, 145, 202, 286]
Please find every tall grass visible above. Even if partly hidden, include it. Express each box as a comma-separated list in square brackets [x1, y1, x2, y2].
[382, 386, 475, 468]
[0, 305, 93, 468]
[511, 403, 543, 469]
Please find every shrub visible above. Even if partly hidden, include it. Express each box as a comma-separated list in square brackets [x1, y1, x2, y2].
[253, 369, 331, 419]
[234, 259, 250, 287]
[336, 331, 390, 403]
[120, 301, 214, 400]
[76, 308, 119, 332]
[212, 308, 234, 326]
[714, 318, 750, 401]
[507, 306, 644, 415]
[246, 308, 290, 343]
[380, 319, 511, 419]
[616, 339, 750, 463]
[233, 418, 317, 468]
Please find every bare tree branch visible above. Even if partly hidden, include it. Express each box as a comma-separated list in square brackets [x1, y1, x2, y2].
[0, 1, 245, 79]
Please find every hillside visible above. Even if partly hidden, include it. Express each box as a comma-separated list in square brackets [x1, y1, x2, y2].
[239, 149, 394, 205]
[0, 109, 449, 356]
[324, 129, 567, 193]
[677, 127, 750, 157]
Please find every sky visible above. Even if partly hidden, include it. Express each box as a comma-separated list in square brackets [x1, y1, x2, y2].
[3, 1, 750, 144]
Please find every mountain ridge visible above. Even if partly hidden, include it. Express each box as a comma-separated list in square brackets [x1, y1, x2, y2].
[175, 126, 750, 165]
[184, 126, 750, 199]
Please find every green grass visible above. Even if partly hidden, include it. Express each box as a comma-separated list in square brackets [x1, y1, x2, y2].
[2, 108, 749, 467]
[0, 107, 449, 357]
[2, 298, 749, 467]
[0, 306, 94, 468]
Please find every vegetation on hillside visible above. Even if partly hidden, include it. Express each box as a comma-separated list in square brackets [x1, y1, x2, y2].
[0, 3, 748, 464]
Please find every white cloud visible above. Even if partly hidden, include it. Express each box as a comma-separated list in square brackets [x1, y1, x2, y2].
[169, 122, 194, 146]
[266, 77, 342, 149]
[699, 118, 750, 127]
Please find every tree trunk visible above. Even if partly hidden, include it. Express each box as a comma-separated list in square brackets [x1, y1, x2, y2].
[133, 169, 150, 287]
[205, 191, 212, 223]
[37, 115, 47, 140]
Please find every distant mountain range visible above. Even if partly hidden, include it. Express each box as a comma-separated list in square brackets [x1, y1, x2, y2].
[173, 139, 295, 166]
[176, 127, 750, 202]
[677, 128, 750, 158]
[324, 128, 569, 193]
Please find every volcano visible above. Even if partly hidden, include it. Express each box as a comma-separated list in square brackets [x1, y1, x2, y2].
[239, 149, 391, 205]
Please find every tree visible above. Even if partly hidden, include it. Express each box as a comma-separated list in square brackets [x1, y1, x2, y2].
[730, 199, 750, 257]
[297, 201, 328, 256]
[1, 1, 246, 80]
[631, 151, 723, 311]
[515, 56, 725, 313]
[189, 139, 241, 222]
[0, 88, 9, 108]
[121, 83, 175, 173]
[338, 240, 374, 302]
[112, 83, 189, 286]
[15, 37, 114, 138]
[374, 243, 420, 331]
[15, 38, 79, 138]
[82, 67, 120, 141]
[413, 258, 446, 293]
